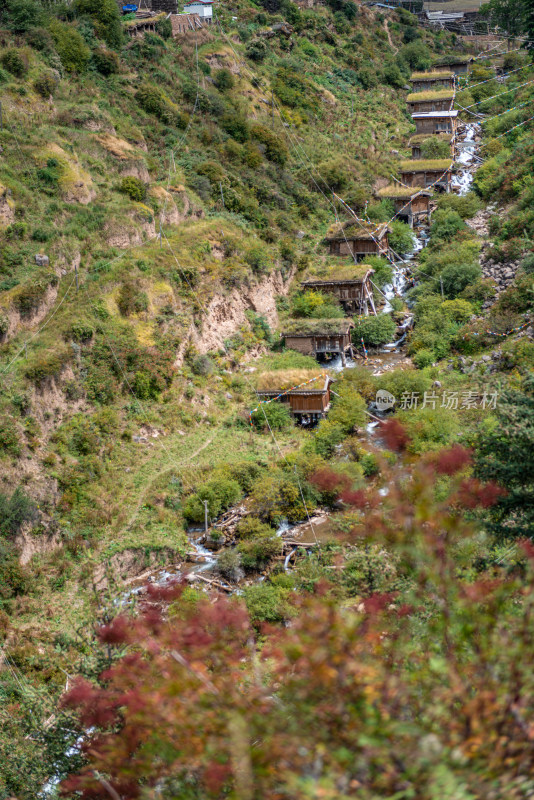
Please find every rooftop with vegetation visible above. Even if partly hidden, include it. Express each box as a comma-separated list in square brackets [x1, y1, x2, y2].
[302, 261, 375, 282]
[407, 88, 455, 102]
[377, 184, 432, 198]
[256, 368, 330, 392]
[325, 220, 389, 240]
[282, 318, 353, 335]
[410, 70, 454, 80]
[399, 157, 453, 171]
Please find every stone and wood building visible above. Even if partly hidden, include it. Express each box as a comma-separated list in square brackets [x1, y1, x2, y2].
[376, 185, 432, 227]
[324, 221, 390, 263]
[409, 133, 454, 160]
[407, 89, 455, 114]
[281, 319, 355, 366]
[398, 159, 453, 193]
[410, 71, 455, 92]
[256, 371, 334, 423]
[301, 263, 377, 316]
[412, 110, 458, 137]
[399, 159, 452, 192]
[433, 55, 474, 76]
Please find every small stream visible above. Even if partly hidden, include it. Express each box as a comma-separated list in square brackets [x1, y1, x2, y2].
[120, 121, 484, 602]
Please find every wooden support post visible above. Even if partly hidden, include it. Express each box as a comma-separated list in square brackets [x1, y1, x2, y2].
[203, 500, 209, 534]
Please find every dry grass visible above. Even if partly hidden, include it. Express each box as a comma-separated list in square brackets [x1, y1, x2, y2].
[411, 71, 454, 81]
[325, 221, 388, 241]
[378, 185, 433, 199]
[257, 369, 328, 392]
[302, 263, 374, 283]
[399, 158, 452, 172]
[407, 89, 455, 102]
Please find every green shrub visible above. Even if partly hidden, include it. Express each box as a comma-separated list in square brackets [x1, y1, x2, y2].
[398, 406, 460, 455]
[155, 17, 172, 39]
[214, 68, 234, 92]
[250, 123, 288, 165]
[245, 39, 267, 62]
[360, 452, 380, 477]
[190, 354, 214, 376]
[136, 83, 186, 127]
[117, 280, 149, 316]
[118, 176, 146, 202]
[235, 517, 276, 540]
[389, 221, 415, 256]
[238, 529, 282, 570]
[430, 208, 466, 243]
[291, 290, 344, 319]
[0, 419, 21, 458]
[67, 322, 94, 342]
[92, 48, 119, 75]
[217, 548, 243, 581]
[33, 72, 57, 98]
[353, 314, 396, 348]
[221, 113, 250, 142]
[0, 488, 37, 537]
[243, 583, 291, 623]
[249, 472, 307, 525]
[520, 254, 534, 274]
[183, 477, 243, 523]
[412, 348, 434, 369]
[251, 401, 293, 432]
[0, 315, 8, 337]
[25, 349, 70, 385]
[1, 50, 26, 77]
[245, 244, 270, 275]
[74, 0, 123, 49]
[420, 138, 452, 159]
[49, 20, 91, 73]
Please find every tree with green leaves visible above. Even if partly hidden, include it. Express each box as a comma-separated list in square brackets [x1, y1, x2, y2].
[74, 0, 123, 49]
[480, 0, 526, 40]
[475, 373, 534, 539]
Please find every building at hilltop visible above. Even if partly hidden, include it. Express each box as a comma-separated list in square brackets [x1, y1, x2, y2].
[281, 319, 355, 366]
[412, 110, 458, 136]
[399, 159, 452, 192]
[301, 263, 377, 316]
[410, 71, 455, 92]
[377, 185, 432, 227]
[407, 89, 455, 114]
[324, 221, 390, 262]
[256, 370, 334, 423]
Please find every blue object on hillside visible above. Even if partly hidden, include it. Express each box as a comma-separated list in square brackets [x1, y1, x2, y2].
[122, 4, 138, 13]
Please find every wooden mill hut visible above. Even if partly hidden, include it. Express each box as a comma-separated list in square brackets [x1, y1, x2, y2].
[407, 89, 455, 114]
[410, 71, 455, 92]
[324, 221, 390, 262]
[412, 110, 458, 137]
[301, 263, 376, 315]
[409, 133, 454, 160]
[282, 319, 355, 366]
[376, 185, 432, 227]
[433, 55, 474, 76]
[399, 159, 452, 192]
[256, 370, 334, 423]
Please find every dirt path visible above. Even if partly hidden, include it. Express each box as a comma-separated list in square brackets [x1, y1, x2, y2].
[123, 431, 218, 533]
[385, 21, 398, 54]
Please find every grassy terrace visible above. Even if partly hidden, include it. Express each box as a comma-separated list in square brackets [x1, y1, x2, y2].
[399, 158, 453, 171]
[407, 89, 455, 102]
[434, 53, 473, 65]
[282, 319, 353, 335]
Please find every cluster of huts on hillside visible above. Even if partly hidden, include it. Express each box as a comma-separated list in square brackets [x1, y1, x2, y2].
[255, 57, 471, 422]
[122, 0, 215, 37]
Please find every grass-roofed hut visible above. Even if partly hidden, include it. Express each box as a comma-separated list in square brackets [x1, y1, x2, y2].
[324, 221, 389, 263]
[281, 318, 355, 366]
[377, 186, 432, 227]
[410, 133, 454, 160]
[399, 159, 453, 193]
[301, 263, 376, 315]
[256, 370, 334, 422]
[410, 71, 455, 92]
[434, 54, 474, 76]
[407, 89, 455, 114]
[412, 110, 458, 137]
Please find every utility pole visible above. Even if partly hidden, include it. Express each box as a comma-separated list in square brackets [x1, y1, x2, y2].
[203, 500, 209, 534]
[440, 275, 444, 299]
